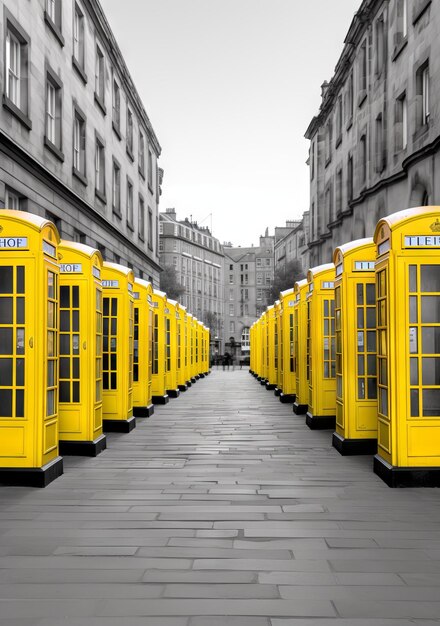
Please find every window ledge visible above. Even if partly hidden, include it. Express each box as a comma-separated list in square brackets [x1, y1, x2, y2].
[346, 117, 353, 131]
[95, 188, 107, 204]
[72, 56, 87, 85]
[3, 96, 32, 130]
[148, 243, 154, 251]
[44, 136, 64, 162]
[72, 167, 88, 187]
[112, 120, 122, 140]
[148, 183, 154, 194]
[335, 135, 342, 149]
[44, 11, 64, 46]
[127, 220, 134, 232]
[413, 0, 432, 25]
[358, 90, 367, 108]
[325, 156, 331, 168]
[138, 234, 145, 243]
[112, 207, 122, 219]
[392, 37, 408, 62]
[94, 92, 106, 116]
[126, 145, 134, 162]
[138, 166, 145, 180]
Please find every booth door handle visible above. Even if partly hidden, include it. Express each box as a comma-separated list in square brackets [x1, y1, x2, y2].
[83, 341, 87, 350]
[29, 337, 34, 348]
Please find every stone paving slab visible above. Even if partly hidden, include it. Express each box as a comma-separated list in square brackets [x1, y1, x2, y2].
[1, 369, 440, 623]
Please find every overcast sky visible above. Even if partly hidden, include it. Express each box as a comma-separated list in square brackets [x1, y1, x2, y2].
[101, 0, 360, 247]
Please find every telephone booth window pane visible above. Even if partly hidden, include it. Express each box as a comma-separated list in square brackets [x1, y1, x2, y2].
[103, 297, 117, 390]
[409, 296, 418, 323]
[60, 335, 70, 355]
[60, 358, 70, 378]
[410, 389, 419, 416]
[356, 283, 364, 305]
[422, 328, 440, 354]
[410, 358, 419, 385]
[16, 298, 24, 324]
[59, 382, 70, 402]
[358, 379, 365, 399]
[423, 390, 440, 416]
[72, 335, 79, 354]
[0, 390, 12, 416]
[0, 298, 13, 324]
[367, 377, 377, 399]
[366, 331, 376, 352]
[367, 355, 376, 375]
[47, 361, 55, 387]
[366, 308, 376, 328]
[409, 265, 417, 293]
[421, 265, 440, 293]
[421, 296, 440, 324]
[60, 285, 69, 308]
[0, 359, 13, 385]
[357, 309, 364, 329]
[379, 387, 388, 416]
[111, 299, 117, 315]
[60, 311, 69, 332]
[16, 267, 24, 293]
[0, 329, 13, 354]
[422, 358, 440, 385]
[366, 283, 375, 305]
[16, 359, 24, 386]
[0, 267, 13, 293]
[358, 355, 364, 375]
[72, 311, 79, 332]
[72, 382, 80, 403]
[73, 358, 79, 378]
[72, 286, 79, 308]
[16, 389, 24, 417]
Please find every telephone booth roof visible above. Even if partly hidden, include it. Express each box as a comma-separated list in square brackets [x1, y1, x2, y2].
[153, 288, 167, 298]
[103, 261, 134, 279]
[59, 240, 104, 263]
[374, 206, 440, 242]
[307, 263, 335, 281]
[134, 277, 153, 290]
[0, 209, 60, 243]
[280, 287, 295, 299]
[333, 237, 374, 263]
[294, 278, 307, 291]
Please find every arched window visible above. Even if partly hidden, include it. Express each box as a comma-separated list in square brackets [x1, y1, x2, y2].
[241, 327, 250, 351]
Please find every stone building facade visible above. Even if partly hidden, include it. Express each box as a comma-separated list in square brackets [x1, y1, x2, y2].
[159, 209, 224, 343]
[305, 0, 440, 267]
[0, 0, 162, 284]
[274, 215, 310, 274]
[223, 233, 275, 358]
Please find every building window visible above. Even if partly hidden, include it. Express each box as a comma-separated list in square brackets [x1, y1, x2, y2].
[394, 0, 408, 54]
[112, 77, 121, 135]
[95, 44, 105, 107]
[257, 273, 262, 285]
[416, 61, 430, 128]
[73, 229, 86, 244]
[148, 207, 153, 250]
[229, 304, 234, 316]
[45, 0, 63, 44]
[359, 134, 367, 187]
[325, 185, 333, 226]
[395, 92, 408, 151]
[126, 178, 133, 229]
[375, 15, 385, 76]
[73, 105, 86, 182]
[256, 258, 262, 267]
[112, 159, 121, 215]
[95, 135, 105, 199]
[138, 131, 145, 177]
[4, 187, 24, 211]
[148, 148, 153, 190]
[229, 274, 234, 284]
[325, 118, 332, 164]
[72, 3, 86, 79]
[375, 114, 385, 173]
[45, 69, 63, 158]
[46, 210, 62, 236]
[310, 141, 315, 180]
[358, 41, 367, 101]
[346, 72, 353, 125]
[336, 95, 343, 145]
[127, 109, 134, 157]
[336, 168, 343, 215]
[4, 18, 31, 128]
[96, 243, 106, 261]
[347, 155, 354, 202]
[230, 321, 235, 332]
[138, 195, 145, 241]
[159, 239, 163, 252]
[229, 264, 233, 270]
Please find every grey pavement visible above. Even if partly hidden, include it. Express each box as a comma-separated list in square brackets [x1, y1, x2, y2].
[1, 369, 440, 625]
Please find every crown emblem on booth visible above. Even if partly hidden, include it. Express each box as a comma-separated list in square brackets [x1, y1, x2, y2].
[430, 219, 440, 232]
[0, 225, 3, 233]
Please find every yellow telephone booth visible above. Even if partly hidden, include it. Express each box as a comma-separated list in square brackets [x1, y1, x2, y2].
[0, 210, 63, 486]
[293, 279, 308, 415]
[204, 326, 210, 375]
[279, 288, 296, 403]
[132, 278, 155, 418]
[58, 241, 106, 456]
[177, 305, 188, 391]
[198, 323, 206, 378]
[255, 316, 263, 381]
[184, 312, 192, 387]
[306, 263, 336, 429]
[332, 239, 378, 455]
[188, 314, 198, 383]
[101, 262, 135, 432]
[374, 206, 440, 486]
[164, 299, 180, 398]
[151, 290, 169, 404]
[260, 311, 268, 385]
[250, 322, 255, 376]
[266, 305, 277, 390]
[274, 300, 282, 395]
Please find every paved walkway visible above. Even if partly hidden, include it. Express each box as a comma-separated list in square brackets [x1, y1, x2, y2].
[1, 370, 440, 625]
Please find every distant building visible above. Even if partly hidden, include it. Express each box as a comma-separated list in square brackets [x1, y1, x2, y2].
[305, 0, 440, 267]
[159, 208, 224, 345]
[223, 232, 274, 359]
[274, 215, 310, 273]
[0, 0, 162, 284]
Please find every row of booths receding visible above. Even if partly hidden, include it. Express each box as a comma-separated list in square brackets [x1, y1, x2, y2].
[0, 210, 210, 487]
[250, 206, 440, 488]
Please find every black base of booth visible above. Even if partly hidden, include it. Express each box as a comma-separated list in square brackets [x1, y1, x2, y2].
[198, 373, 206, 378]
[332, 432, 377, 456]
[152, 394, 170, 405]
[259, 378, 267, 386]
[191, 377, 197, 384]
[306, 413, 336, 430]
[178, 384, 188, 392]
[167, 388, 180, 399]
[133, 404, 155, 418]
[59, 434, 107, 457]
[266, 382, 276, 390]
[186, 380, 192, 388]
[274, 387, 282, 396]
[0, 456, 64, 488]
[103, 416, 136, 433]
[293, 401, 307, 415]
[374, 455, 440, 488]
[280, 393, 296, 404]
